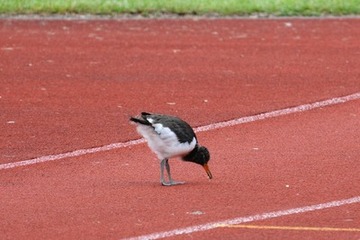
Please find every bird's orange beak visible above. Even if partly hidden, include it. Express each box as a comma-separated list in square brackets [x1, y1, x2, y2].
[203, 164, 213, 179]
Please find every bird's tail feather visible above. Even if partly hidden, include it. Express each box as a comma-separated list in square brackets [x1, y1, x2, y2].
[130, 116, 151, 126]
[141, 112, 151, 117]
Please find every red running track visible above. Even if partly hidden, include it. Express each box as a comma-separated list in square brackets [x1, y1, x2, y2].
[0, 17, 359, 239]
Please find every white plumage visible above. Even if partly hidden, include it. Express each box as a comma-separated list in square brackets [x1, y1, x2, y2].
[136, 121, 197, 160]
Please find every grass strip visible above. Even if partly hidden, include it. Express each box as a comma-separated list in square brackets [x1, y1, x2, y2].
[0, 0, 359, 16]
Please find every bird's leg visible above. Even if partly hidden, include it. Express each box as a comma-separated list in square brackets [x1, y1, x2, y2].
[160, 159, 168, 185]
[161, 159, 184, 186]
[164, 159, 173, 183]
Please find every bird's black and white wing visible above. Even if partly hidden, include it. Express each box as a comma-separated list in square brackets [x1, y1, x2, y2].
[130, 112, 197, 159]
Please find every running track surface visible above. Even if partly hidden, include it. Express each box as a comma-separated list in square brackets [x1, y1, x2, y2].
[0, 18, 359, 239]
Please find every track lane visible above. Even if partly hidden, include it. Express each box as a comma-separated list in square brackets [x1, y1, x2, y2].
[1, 18, 360, 162]
[1, 18, 359, 240]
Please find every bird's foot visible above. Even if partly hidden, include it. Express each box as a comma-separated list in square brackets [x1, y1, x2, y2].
[161, 180, 185, 186]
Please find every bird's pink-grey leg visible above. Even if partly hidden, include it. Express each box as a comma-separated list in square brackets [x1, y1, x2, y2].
[165, 159, 184, 185]
[160, 159, 184, 186]
[160, 159, 168, 185]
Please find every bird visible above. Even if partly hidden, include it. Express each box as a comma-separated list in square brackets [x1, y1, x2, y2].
[130, 112, 212, 186]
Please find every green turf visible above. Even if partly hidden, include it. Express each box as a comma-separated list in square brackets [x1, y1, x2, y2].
[0, 0, 359, 16]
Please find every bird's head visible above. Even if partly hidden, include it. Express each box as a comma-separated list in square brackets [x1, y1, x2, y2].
[185, 146, 212, 179]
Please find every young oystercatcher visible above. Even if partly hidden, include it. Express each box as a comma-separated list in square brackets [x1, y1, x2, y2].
[130, 112, 212, 186]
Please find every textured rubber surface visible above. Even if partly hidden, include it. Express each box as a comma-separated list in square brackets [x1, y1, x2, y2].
[1, 18, 359, 240]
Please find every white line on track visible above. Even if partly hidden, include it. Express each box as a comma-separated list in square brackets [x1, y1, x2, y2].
[1, 92, 360, 171]
[123, 196, 360, 240]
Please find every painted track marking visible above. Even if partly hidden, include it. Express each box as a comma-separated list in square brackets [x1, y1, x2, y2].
[123, 196, 360, 240]
[218, 224, 360, 232]
[1, 92, 360, 170]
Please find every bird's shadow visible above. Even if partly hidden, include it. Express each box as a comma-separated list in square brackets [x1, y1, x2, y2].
[114, 179, 214, 188]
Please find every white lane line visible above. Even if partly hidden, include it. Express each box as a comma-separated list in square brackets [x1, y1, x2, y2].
[194, 92, 360, 132]
[0, 139, 144, 170]
[1, 92, 360, 171]
[123, 196, 360, 240]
